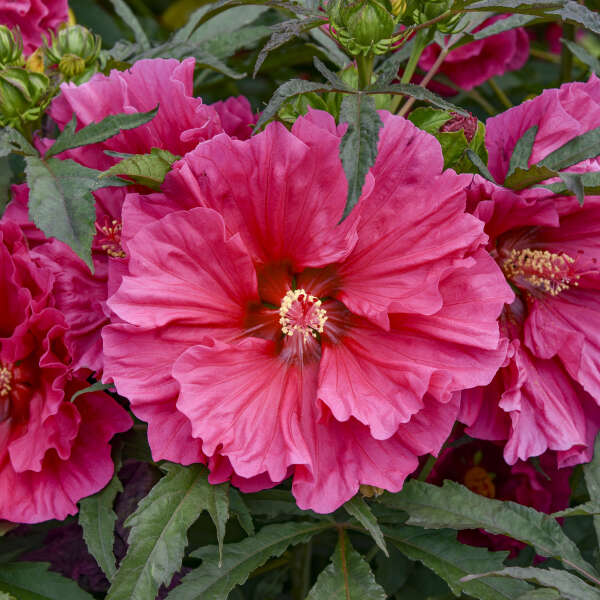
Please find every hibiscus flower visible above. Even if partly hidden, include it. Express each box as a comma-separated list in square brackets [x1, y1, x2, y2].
[0, 220, 131, 524]
[102, 110, 512, 512]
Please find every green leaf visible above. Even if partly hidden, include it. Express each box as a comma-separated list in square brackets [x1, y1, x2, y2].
[374, 39, 416, 88]
[313, 56, 352, 90]
[254, 16, 325, 76]
[167, 521, 332, 600]
[516, 590, 561, 600]
[187, 5, 269, 43]
[255, 79, 337, 131]
[0, 592, 16, 600]
[306, 531, 386, 600]
[506, 125, 538, 180]
[539, 126, 600, 172]
[539, 171, 600, 196]
[379, 480, 600, 583]
[0, 127, 37, 157]
[202, 25, 271, 60]
[108, 0, 150, 49]
[369, 83, 467, 114]
[229, 488, 255, 536]
[107, 464, 217, 600]
[583, 433, 600, 546]
[26, 157, 127, 270]
[70, 381, 115, 403]
[243, 489, 325, 519]
[384, 526, 531, 600]
[466, 149, 496, 183]
[562, 39, 600, 75]
[101, 148, 178, 190]
[503, 164, 558, 190]
[206, 481, 230, 566]
[559, 172, 585, 206]
[462, 567, 600, 600]
[0, 563, 94, 600]
[79, 472, 123, 580]
[46, 107, 159, 158]
[546, 1, 600, 36]
[309, 27, 349, 69]
[408, 107, 452, 133]
[472, 13, 536, 39]
[339, 94, 383, 219]
[553, 502, 600, 518]
[343, 495, 388, 557]
[437, 131, 470, 170]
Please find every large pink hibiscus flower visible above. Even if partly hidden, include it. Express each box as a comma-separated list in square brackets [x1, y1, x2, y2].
[3, 58, 256, 373]
[102, 110, 512, 512]
[460, 178, 600, 466]
[419, 15, 530, 93]
[0, 0, 68, 55]
[0, 220, 131, 524]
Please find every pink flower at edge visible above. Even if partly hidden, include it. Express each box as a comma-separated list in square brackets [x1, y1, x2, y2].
[2, 58, 257, 374]
[419, 15, 530, 94]
[0, 220, 131, 524]
[427, 434, 572, 557]
[102, 109, 512, 513]
[0, 0, 68, 55]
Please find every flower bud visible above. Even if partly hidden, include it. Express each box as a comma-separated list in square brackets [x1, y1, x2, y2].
[410, 0, 462, 32]
[359, 484, 384, 498]
[328, 0, 397, 55]
[0, 67, 49, 128]
[0, 26, 24, 68]
[44, 25, 101, 80]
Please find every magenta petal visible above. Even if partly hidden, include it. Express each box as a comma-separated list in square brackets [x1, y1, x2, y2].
[174, 337, 315, 483]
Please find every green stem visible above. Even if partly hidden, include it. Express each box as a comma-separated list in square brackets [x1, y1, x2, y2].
[417, 454, 437, 482]
[290, 541, 312, 600]
[487, 77, 512, 110]
[560, 23, 576, 83]
[530, 47, 561, 64]
[356, 53, 374, 89]
[390, 30, 429, 112]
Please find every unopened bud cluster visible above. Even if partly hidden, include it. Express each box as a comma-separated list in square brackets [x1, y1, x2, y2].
[44, 25, 101, 82]
[405, 0, 463, 33]
[0, 26, 24, 68]
[0, 67, 49, 130]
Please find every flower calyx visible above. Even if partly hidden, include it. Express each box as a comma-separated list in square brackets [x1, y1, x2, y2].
[44, 25, 101, 82]
[0, 66, 50, 131]
[0, 26, 24, 69]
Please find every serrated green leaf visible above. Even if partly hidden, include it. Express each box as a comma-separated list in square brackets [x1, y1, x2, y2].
[553, 502, 600, 518]
[472, 13, 535, 39]
[467, 149, 496, 183]
[0, 563, 94, 600]
[229, 488, 255, 536]
[562, 39, 600, 75]
[79, 472, 123, 580]
[206, 481, 230, 566]
[306, 531, 386, 600]
[107, 464, 218, 600]
[108, 0, 150, 49]
[539, 171, 600, 196]
[309, 27, 349, 69]
[344, 495, 388, 557]
[379, 480, 600, 583]
[559, 172, 585, 206]
[463, 567, 600, 600]
[384, 526, 531, 600]
[255, 79, 337, 131]
[188, 5, 269, 43]
[0, 127, 37, 157]
[70, 381, 115, 403]
[339, 94, 383, 220]
[583, 433, 600, 546]
[26, 157, 127, 270]
[202, 25, 271, 60]
[546, 1, 600, 35]
[539, 126, 600, 172]
[504, 164, 557, 190]
[506, 125, 538, 180]
[374, 39, 416, 88]
[167, 521, 332, 600]
[46, 107, 159, 158]
[369, 83, 467, 114]
[313, 56, 352, 90]
[102, 148, 178, 190]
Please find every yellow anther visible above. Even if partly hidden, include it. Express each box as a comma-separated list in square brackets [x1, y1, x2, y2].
[503, 248, 578, 297]
[0, 366, 12, 397]
[279, 289, 328, 341]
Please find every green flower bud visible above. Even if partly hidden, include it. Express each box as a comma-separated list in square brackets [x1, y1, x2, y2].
[0, 26, 24, 68]
[410, 0, 463, 32]
[44, 25, 101, 79]
[0, 67, 49, 129]
[328, 0, 397, 56]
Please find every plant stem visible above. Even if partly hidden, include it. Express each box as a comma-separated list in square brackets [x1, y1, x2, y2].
[530, 47, 561, 64]
[487, 77, 512, 110]
[356, 53, 374, 89]
[290, 541, 312, 600]
[390, 30, 429, 113]
[560, 23, 576, 83]
[397, 46, 449, 117]
[417, 454, 437, 481]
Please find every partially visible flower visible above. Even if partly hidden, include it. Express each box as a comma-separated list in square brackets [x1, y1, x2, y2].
[0, 220, 131, 524]
[3, 58, 256, 373]
[0, 0, 68, 55]
[419, 15, 530, 93]
[103, 110, 512, 512]
[428, 435, 572, 556]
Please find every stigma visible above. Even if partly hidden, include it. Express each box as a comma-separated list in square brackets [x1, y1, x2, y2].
[464, 466, 496, 498]
[502, 248, 579, 297]
[0, 365, 12, 397]
[96, 219, 126, 258]
[279, 289, 328, 341]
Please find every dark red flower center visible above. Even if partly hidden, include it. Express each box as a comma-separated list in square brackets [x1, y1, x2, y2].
[0, 361, 35, 424]
[464, 466, 496, 498]
[502, 248, 579, 297]
[95, 218, 125, 258]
